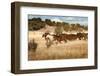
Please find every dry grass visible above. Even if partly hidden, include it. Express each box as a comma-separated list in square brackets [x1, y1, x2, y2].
[28, 31, 88, 60]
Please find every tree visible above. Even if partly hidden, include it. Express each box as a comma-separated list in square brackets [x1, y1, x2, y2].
[76, 23, 81, 28]
[63, 23, 70, 32]
[28, 18, 45, 31]
[54, 23, 63, 35]
[32, 17, 42, 22]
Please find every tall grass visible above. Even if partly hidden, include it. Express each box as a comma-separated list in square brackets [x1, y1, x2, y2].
[28, 31, 88, 60]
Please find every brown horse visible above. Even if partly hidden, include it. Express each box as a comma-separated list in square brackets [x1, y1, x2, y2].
[77, 32, 88, 40]
[51, 34, 67, 43]
[42, 32, 50, 40]
[42, 32, 53, 47]
[66, 34, 78, 41]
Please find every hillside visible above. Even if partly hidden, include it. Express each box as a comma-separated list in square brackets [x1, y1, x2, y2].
[28, 18, 88, 34]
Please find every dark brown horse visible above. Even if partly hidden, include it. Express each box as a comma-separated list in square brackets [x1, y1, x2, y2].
[42, 32, 53, 47]
[77, 32, 88, 40]
[42, 32, 50, 40]
[66, 34, 78, 41]
[51, 34, 67, 43]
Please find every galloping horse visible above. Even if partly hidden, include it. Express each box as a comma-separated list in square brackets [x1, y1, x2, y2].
[50, 34, 67, 43]
[42, 32, 50, 40]
[42, 32, 53, 48]
[77, 32, 88, 40]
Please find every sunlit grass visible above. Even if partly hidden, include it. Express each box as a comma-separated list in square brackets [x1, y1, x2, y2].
[28, 31, 88, 60]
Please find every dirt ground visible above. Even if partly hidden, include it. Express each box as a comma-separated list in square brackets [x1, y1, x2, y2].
[28, 31, 88, 60]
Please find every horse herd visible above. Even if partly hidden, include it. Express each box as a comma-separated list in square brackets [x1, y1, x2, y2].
[42, 32, 88, 44]
[28, 32, 88, 51]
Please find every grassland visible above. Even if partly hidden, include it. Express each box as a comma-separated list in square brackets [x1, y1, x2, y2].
[28, 31, 88, 60]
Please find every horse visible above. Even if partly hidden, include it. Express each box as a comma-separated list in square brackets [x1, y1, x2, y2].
[66, 34, 78, 41]
[77, 32, 88, 40]
[42, 32, 53, 47]
[42, 32, 50, 40]
[50, 34, 67, 43]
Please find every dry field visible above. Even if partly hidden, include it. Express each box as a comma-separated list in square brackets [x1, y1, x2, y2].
[28, 31, 88, 60]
